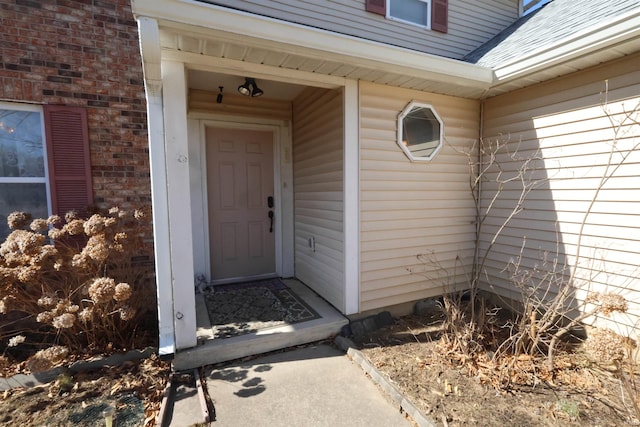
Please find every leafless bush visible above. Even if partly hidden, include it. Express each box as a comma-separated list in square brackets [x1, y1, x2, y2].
[418, 92, 640, 411]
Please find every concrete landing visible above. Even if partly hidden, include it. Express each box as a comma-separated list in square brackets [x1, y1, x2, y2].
[172, 280, 348, 370]
[200, 344, 411, 427]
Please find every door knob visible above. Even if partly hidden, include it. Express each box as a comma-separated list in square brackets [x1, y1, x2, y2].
[268, 210, 274, 233]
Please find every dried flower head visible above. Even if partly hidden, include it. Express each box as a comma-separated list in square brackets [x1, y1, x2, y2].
[29, 218, 49, 233]
[0, 230, 46, 257]
[37, 296, 56, 308]
[599, 293, 628, 316]
[0, 299, 6, 314]
[27, 346, 69, 372]
[52, 313, 76, 329]
[46, 215, 62, 226]
[83, 214, 107, 236]
[36, 311, 54, 323]
[82, 235, 109, 263]
[584, 328, 631, 363]
[119, 305, 136, 321]
[88, 277, 116, 303]
[31, 244, 59, 266]
[7, 211, 32, 230]
[48, 227, 65, 240]
[113, 283, 132, 302]
[108, 206, 120, 215]
[78, 307, 93, 323]
[63, 219, 84, 236]
[64, 211, 78, 222]
[8, 335, 26, 347]
[17, 265, 39, 283]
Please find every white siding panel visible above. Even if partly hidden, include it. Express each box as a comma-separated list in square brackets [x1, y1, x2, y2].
[207, 0, 518, 59]
[359, 81, 479, 312]
[293, 87, 345, 310]
[481, 54, 640, 338]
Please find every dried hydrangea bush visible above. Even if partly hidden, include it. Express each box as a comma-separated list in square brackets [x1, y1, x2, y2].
[0, 207, 155, 370]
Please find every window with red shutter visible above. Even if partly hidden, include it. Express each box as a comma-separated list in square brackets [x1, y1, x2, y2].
[43, 105, 93, 218]
[431, 0, 448, 33]
[365, 0, 387, 16]
[366, 0, 448, 33]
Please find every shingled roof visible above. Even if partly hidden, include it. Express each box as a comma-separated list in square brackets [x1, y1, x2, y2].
[464, 0, 640, 68]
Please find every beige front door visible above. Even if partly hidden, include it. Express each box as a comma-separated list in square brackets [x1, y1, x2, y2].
[206, 126, 276, 281]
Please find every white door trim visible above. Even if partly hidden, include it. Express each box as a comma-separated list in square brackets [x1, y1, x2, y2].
[189, 114, 294, 283]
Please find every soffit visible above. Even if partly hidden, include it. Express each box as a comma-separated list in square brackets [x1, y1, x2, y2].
[155, 21, 493, 99]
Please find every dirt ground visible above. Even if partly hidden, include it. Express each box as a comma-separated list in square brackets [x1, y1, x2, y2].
[355, 314, 639, 427]
[0, 356, 170, 426]
[1, 313, 638, 427]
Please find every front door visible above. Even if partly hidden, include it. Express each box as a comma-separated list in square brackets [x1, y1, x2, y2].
[206, 126, 276, 282]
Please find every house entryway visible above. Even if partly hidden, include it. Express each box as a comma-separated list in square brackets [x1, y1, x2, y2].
[206, 126, 276, 283]
[173, 279, 348, 370]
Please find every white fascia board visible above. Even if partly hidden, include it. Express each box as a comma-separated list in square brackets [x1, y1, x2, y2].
[131, 0, 494, 90]
[494, 9, 640, 82]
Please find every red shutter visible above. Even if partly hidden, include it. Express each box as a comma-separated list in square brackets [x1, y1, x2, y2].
[365, 0, 386, 16]
[43, 105, 93, 217]
[431, 0, 448, 33]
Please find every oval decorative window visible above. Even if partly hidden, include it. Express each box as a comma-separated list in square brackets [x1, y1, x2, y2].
[397, 102, 443, 161]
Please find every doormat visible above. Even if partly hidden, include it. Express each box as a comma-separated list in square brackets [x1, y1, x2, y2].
[203, 278, 321, 339]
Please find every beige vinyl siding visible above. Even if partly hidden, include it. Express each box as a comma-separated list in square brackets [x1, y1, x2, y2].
[292, 87, 345, 311]
[480, 53, 640, 338]
[206, 0, 518, 59]
[359, 81, 479, 312]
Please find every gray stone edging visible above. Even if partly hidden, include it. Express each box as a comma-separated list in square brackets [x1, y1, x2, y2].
[0, 347, 156, 391]
[334, 335, 437, 427]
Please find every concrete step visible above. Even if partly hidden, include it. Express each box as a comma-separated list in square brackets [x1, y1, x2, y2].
[172, 280, 348, 371]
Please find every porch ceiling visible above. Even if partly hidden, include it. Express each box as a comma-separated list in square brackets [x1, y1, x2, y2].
[157, 25, 490, 99]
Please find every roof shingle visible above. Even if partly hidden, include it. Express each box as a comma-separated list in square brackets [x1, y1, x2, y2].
[464, 0, 640, 68]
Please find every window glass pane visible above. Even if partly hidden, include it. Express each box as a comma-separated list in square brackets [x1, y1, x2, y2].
[390, 0, 428, 26]
[404, 106, 440, 156]
[0, 183, 48, 240]
[0, 109, 45, 178]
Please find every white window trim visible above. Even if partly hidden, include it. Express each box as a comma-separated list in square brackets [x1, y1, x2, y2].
[396, 101, 444, 162]
[387, 0, 432, 30]
[0, 101, 52, 216]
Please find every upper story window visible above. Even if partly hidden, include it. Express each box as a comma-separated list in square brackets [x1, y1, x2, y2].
[389, 0, 430, 29]
[366, 0, 448, 33]
[397, 101, 443, 162]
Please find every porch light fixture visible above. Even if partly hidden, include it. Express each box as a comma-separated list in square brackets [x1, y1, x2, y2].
[216, 86, 224, 103]
[238, 77, 263, 97]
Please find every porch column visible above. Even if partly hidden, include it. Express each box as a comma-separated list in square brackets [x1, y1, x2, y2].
[137, 17, 175, 355]
[343, 79, 360, 314]
[161, 60, 197, 350]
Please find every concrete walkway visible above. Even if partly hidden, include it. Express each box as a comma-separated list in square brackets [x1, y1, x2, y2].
[172, 343, 412, 426]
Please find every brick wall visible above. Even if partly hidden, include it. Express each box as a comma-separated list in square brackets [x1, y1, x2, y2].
[0, 0, 150, 209]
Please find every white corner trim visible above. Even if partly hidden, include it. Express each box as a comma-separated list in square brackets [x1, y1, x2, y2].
[344, 79, 360, 315]
[494, 9, 640, 82]
[137, 17, 175, 356]
[131, 0, 494, 89]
